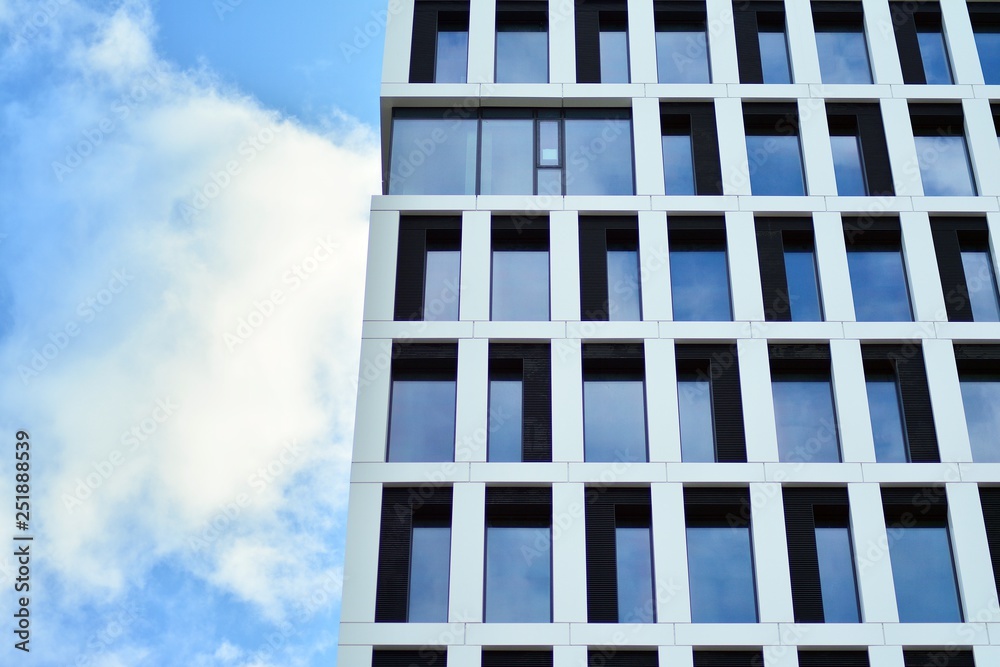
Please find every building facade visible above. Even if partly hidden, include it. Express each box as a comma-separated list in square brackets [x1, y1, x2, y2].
[339, 1, 1000, 666]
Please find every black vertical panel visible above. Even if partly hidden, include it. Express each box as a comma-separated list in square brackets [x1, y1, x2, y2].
[862, 345, 940, 462]
[903, 651, 974, 667]
[889, 2, 925, 84]
[579, 217, 638, 321]
[693, 651, 764, 667]
[373, 649, 447, 667]
[375, 487, 453, 622]
[979, 487, 1000, 600]
[856, 104, 895, 196]
[798, 651, 869, 667]
[756, 220, 790, 322]
[483, 651, 553, 667]
[783, 488, 850, 623]
[490, 344, 552, 462]
[585, 488, 651, 623]
[410, 2, 439, 83]
[575, 1, 602, 83]
[691, 105, 723, 195]
[588, 651, 659, 667]
[733, 3, 763, 83]
[676, 344, 746, 462]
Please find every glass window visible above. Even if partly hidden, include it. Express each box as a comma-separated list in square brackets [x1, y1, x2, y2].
[600, 18, 630, 83]
[485, 523, 551, 622]
[656, 24, 710, 83]
[815, 524, 861, 623]
[435, 20, 469, 83]
[847, 246, 913, 321]
[670, 243, 732, 321]
[772, 376, 841, 463]
[564, 116, 635, 195]
[962, 249, 1000, 322]
[492, 247, 549, 321]
[584, 376, 647, 462]
[678, 373, 715, 462]
[496, 17, 548, 83]
[783, 238, 823, 322]
[888, 525, 963, 622]
[758, 25, 792, 84]
[914, 134, 976, 196]
[866, 374, 909, 463]
[815, 28, 872, 84]
[960, 377, 1000, 462]
[662, 119, 696, 195]
[480, 118, 534, 195]
[974, 28, 1000, 85]
[831, 133, 867, 196]
[488, 377, 523, 462]
[917, 28, 953, 84]
[607, 242, 641, 321]
[617, 524, 655, 622]
[687, 525, 758, 622]
[746, 134, 805, 196]
[388, 116, 478, 195]
[387, 378, 456, 462]
[408, 522, 451, 622]
[423, 246, 461, 321]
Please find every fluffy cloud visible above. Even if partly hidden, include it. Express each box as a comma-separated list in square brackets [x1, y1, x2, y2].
[0, 0, 377, 663]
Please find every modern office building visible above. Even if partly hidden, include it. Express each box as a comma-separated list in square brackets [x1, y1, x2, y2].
[339, 1, 1000, 665]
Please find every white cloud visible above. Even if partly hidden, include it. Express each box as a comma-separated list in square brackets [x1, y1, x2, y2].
[0, 0, 378, 660]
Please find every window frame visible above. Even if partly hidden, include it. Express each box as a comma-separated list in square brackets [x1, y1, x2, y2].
[755, 217, 825, 322]
[843, 218, 915, 322]
[890, 2, 953, 85]
[575, 0, 631, 83]
[676, 344, 747, 462]
[812, 3, 873, 85]
[660, 102, 723, 196]
[932, 218, 1000, 323]
[386, 344, 459, 463]
[490, 216, 550, 321]
[495, 3, 549, 83]
[579, 216, 641, 322]
[909, 103, 978, 197]
[654, 1, 711, 84]
[743, 103, 806, 196]
[409, 0, 470, 83]
[768, 345, 842, 464]
[582, 344, 649, 463]
[394, 217, 463, 322]
[733, 2, 791, 84]
[826, 103, 895, 197]
[488, 343, 552, 462]
[669, 219, 733, 322]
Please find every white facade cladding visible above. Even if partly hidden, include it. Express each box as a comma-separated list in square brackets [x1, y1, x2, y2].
[340, 1, 1000, 666]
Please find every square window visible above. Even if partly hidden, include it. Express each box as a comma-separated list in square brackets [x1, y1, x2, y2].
[813, 7, 872, 84]
[655, 13, 710, 84]
[387, 376, 457, 462]
[496, 13, 548, 83]
[670, 227, 732, 321]
[564, 113, 635, 195]
[388, 112, 478, 195]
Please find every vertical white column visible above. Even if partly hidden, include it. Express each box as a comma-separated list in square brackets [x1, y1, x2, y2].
[813, 212, 856, 322]
[628, 0, 658, 83]
[765, 648, 799, 667]
[868, 647, 905, 667]
[751, 483, 794, 622]
[849, 483, 900, 623]
[462, 211, 492, 321]
[556, 646, 589, 667]
[830, 340, 877, 463]
[652, 483, 691, 622]
[552, 483, 588, 622]
[727, 212, 765, 321]
[740, 339, 779, 463]
[706, 0, 739, 83]
[798, 97, 837, 196]
[363, 211, 399, 322]
[862, 0, 904, 84]
[923, 339, 973, 463]
[900, 212, 948, 322]
[468, 0, 497, 83]
[456, 338, 489, 462]
[449, 646, 480, 667]
[552, 339, 584, 462]
[340, 483, 382, 622]
[660, 647, 694, 667]
[941, 0, 984, 84]
[634, 97, 667, 196]
[716, 98, 751, 195]
[550, 211, 582, 322]
[881, 98, 923, 197]
[339, 646, 373, 664]
[381, 0, 415, 83]
[549, 0, 576, 83]
[948, 484, 1000, 623]
[785, 0, 821, 84]
[450, 482, 485, 622]
[964, 98, 1000, 197]
[639, 211, 671, 321]
[646, 339, 680, 462]
[353, 339, 393, 463]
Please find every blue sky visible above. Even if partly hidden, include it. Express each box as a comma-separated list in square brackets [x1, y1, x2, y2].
[0, 0, 384, 664]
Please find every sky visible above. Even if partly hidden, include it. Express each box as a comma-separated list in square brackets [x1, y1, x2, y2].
[0, 0, 385, 664]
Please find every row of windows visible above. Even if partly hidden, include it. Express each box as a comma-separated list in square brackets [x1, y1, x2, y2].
[409, 0, 1000, 87]
[372, 649, 970, 667]
[374, 484, 999, 627]
[388, 102, 987, 197]
[384, 342, 1000, 464]
[396, 216, 1000, 324]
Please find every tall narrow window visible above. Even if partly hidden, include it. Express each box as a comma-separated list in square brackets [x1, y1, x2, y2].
[678, 368, 715, 462]
[579, 217, 641, 321]
[583, 345, 647, 463]
[394, 217, 462, 322]
[670, 221, 732, 321]
[575, 1, 630, 83]
[932, 218, 1000, 322]
[744, 104, 806, 196]
[757, 15, 792, 83]
[655, 3, 710, 83]
[970, 4, 1000, 84]
[865, 366, 908, 463]
[676, 345, 747, 462]
[491, 218, 549, 321]
[409, 1, 470, 83]
[600, 12, 630, 83]
[616, 518, 654, 623]
[814, 522, 860, 622]
[829, 124, 867, 196]
[662, 116, 695, 196]
[435, 13, 469, 83]
[733, 3, 792, 83]
[916, 22, 953, 84]
[960, 375, 1000, 463]
[488, 364, 523, 463]
[488, 344, 552, 462]
[423, 235, 461, 321]
[890, 2, 953, 84]
[769, 345, 841, 463]
[661, 103, 723, 196]
[756, 218, 825, 322]
[844, 219, 913, 322]
[813, 4, 872, 84]
[480, 113, 534, 195]
[783, 234, 823, 321]
[607, 234, 641, 321]
[685, 488, 758, 623]
[962, 245, 1000, 322]
[980, 486, 1000, 600]
[408, 519, 451, 621]
[910, 105, 977, 196]
[484, 488, 552, 623]
[862, 345, 940, 463]
[496, 7, 548, 83]
[387, 344, 458, 463]
[827, 104, 895, 196]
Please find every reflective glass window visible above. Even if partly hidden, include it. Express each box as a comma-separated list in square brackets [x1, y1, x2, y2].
[564, 116, 634, 195]
[584, 377, 647, 462]
[914, 134, 976, 196]
[961, 377, 1000, 462]
[815, 28, 872, 84]
[492, 248, 549, 320]
[656, 26, 710, 83]
[388, 116, 478, 195]
[617, 525, 655, 622]
[678, 374, 715, 462]
[670, 244, 732, 321]
[831, 133, 867, 196]
[888, 525, 963, 622]
[408, 523, 451, 622]
[815, 525, 861, 623]
[962, 249, 1000, 322]
[607, 244, 641, 321]
[496, 18, 548, 83]
[485, 524, 551, 622]
[783, 239, 823, 322]
[866, 375, 909, 463]
[847, 246, 913, 322]
[423, 247, 461, 321]
[488, 378, 523, 462]
[687, 525, 758, 622]
[746, 134, 805, 195]
[772, 376, 841, 463]
[917, 28, 953, 84]
[387, 379, 456, 462]
[759, 27, 792, 83]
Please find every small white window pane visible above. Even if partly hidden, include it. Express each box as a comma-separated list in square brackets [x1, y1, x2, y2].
[866, 378, 909, 463]
[816, 30, 872, 84]
[815, 526, 860, 623]
[758, 29, 792, 83]
[408, 525, 451, 621]
[772, 379, 841, 463]
[655, 29, 710, 83]
[678, 377, 715, 462]
[480, 119, 534, 195]
[616, 526, 655, 622]
[496, 26, 548, 83]
[662, 133, 696, 195]
[831, 134, 867, 196]
[961, 379, 1000, 462]
[600, 29, 630, 83]
[388, 380, 456, 462]
[917, 29, 953, 84]
[962, 250, 1000, 322]
[435, 30, 468, 83]
[538, 120, 560, 167]
[914, 134, 976, 196]
[607, 249, 641, 321]
[747, 134, 805, 195]
[584, 379, 647, 462]
[491, 250, 549, 320]
[847, 248, 913, 322]
[485, 525, 551, 622]
[686, 525, 758, 622]
[424, 250, 461, 321]
[888, 526, 962, 622]
[488, 379, 523, 462]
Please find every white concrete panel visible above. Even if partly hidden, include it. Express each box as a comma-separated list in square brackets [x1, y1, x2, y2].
[628, 0, 658, 84]
[568, 462, 666, 483]
[568, 623, 674, 645]
[552, 483, 588, 623]
[470, 462, 569, 483]
[661, 321, 755, 340]
[660, 646, 694, 667]
[763, 645, 799, 667]
[652, 483, 692, 623]
[381, 0, 415, 84]
[337, 645, 373, 665]
[646, 339, 681, 463]
[783, 622, 886, 646]
[353, 339, 394, 463]
[474, 322, 569, 339]
[667, 462, 765, 483]
[739, 339, 780, 463]
[468, 0, 497, 84]
[706, 0, 740, 84]
[639, 211, 672, 322]
[861, 462, 961, 484]
[552, 339, 585, 463]
[785, 0, 821, 84]
[363, 211, 400, 322]
[634, 97, 667, 196]
[974, 647, 1000, 667]
[862, 0, 904, 84]
[550, 0, 576, 84]
[764, 463, 865, 484]
[751, 483, 794, 622]
[461, 211, 492, 321]
[716, 97, 752, 196]
[849, 483, 900, 623]
[948, 484, 1000, 623]
[362, 321, 474, 340]
[964, 98, 1000, 197]
[900, 212, 948, 322]
[448, 645, 481, 667]
[923, 338, 974, 463]
[813, 211, 856, 323]
[881, 97, 924, 196]
[675, 623, 780, 645]
[466, 623, 571, 645]
[830, 340, 876, 465]
[555, 646, 588, 667]
[882, 622, 989, 646]
[727, 211, 766, 321]
[340, 622, 465, 645]
[551, 210, 582, 322]
[942, 0, 984, 85]
[450, 483, 485, 622]
[798, 97, 837, 196]
[868, 646, 905, 667]
[350, 462, 469, 484]
[339, 483, 383, 622]
[456, 338, 489, 462]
